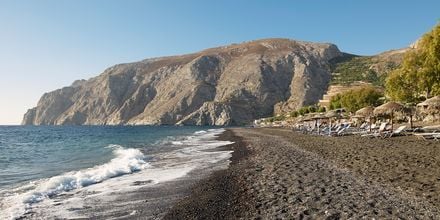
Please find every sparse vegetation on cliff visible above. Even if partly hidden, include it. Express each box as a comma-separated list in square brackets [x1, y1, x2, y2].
[330, 51, 402, 87]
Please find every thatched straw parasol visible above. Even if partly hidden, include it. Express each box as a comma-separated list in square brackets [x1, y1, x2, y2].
[301, 113, 315, 122]
[355, 106, 375, 118]
[374, 102, 408, 115]
[324, 110, 341, 135]
[325, 110, 341, 118]
[311, 113, 327, 120]
[297, 113, 313, 122]
[374, 101, 409, 130]
[310, 113, 327, 134]
[353, 106, 375, 131]
[417, 96, 440, 113]
[334, 108, 346, 113]
[295, 115, 304, 123]
[417, 96, 440, 107]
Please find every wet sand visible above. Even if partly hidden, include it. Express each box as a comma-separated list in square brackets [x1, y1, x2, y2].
[165, 128, 440, 219]
[164, 129, 255, 219]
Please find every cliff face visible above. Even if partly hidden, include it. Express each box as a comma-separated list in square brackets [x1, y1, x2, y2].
[22, 39, 342, 126]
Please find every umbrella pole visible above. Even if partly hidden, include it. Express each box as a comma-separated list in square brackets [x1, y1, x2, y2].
[391, 111, 394, 131]
[369, 117, 372, 132]
[410, 114, 413, 129]
[329, 119, 332, 136]
[317, 119, 319, 134]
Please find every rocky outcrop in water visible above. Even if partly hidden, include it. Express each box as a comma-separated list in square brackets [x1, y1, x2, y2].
[22, 39, 342, 125]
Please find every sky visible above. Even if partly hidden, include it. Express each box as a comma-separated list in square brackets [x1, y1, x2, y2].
[0, 0, 438, 125]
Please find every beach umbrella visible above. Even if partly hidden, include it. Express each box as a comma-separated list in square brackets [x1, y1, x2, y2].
[297, 114, 314, 132]
[324, 111, 341, 135]
[354, 106, 375, 131]
[374, 101, 409, 131]
[299, 114, 315, 133]
[334, 108, 346, 113]
[374, 102, 407, 115]
[417, 96, 440, 107]
[415, 97, 440, 125]
[355, 106, 375, 118]
[302, 113, 314, 122]
[311, 113, 327, 134]
[295, 115, 305, 123]
[325, 110, 341, 118]
[311, 113, 327, 120]
[417, 96, 440, 113]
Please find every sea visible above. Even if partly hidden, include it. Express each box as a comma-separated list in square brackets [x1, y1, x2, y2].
[0, 126, 233, 219]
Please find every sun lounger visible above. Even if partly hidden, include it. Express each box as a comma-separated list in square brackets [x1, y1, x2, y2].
[361, 122, 388, 138]
[327, 124, 341, 136]
[422, 125, 440, 131]
[358, 122, 368, 130]
[329, 124, 351, 136]
[383, 125, 407, 138]
[414, 131, 440, 140]
[336, 124, 351, 136]
[350, 123, 374, 135]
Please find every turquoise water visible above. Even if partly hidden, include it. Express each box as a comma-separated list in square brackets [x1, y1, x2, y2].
[0, 126, 204, 189]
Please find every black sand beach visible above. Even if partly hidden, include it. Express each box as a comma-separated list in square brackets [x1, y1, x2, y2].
[164, 129, 255, 219]
[165, 128, 440, 219]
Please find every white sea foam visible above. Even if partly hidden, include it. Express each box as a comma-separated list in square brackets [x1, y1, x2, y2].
[0, 146, 150, 219]
[0, 128, 233, 219]
[194, 130, 207, 135]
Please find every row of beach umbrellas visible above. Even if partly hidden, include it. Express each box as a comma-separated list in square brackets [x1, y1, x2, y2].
[356, 102, 409, 131]
[296, 96, 440, 131]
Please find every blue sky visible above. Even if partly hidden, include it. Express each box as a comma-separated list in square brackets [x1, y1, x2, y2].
[0, 0, 438, 124]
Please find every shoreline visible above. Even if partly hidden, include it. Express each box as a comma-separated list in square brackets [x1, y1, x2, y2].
[2, 127, 235, 219]
[164, 127, 440, 218]
[163, 129, 255, 219]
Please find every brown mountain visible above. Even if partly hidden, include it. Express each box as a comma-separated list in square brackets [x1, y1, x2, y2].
[22, 38, 343, 125]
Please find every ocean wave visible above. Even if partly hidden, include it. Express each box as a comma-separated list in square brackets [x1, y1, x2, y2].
[1, 128, 232, 219]
[1, 145, 150, 219]
[155, 129, 220, 146]
[194, 130, 208, 135]
[25, 146, 149, 203]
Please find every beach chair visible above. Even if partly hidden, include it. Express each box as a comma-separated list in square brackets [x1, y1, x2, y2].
[336, 124, 351, 136]
[361, 122, 387, 138]
[422, 125, 440, 131]
[328, 124, 340, 134]
[433, 134, 440, 141]
[327, 124, 341, 136]
[369, 123, 377, 130]
[383, 125, 407, 138]
[321, 125, 330, 134]
[330, 124, 350, 136]
[359, 122, 368, 130]
[361, 123, 377, 134]
[414, 130, 440, 140]
[351, 122, 373, 135]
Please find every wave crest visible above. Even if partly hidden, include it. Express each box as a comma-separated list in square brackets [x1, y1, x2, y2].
[23, 146, 149, 204]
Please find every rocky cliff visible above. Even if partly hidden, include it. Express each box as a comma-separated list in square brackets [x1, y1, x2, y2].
[22, 39, 342, 125]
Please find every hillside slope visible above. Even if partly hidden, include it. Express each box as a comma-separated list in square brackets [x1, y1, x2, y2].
[330, 48, 407, 86]
[23, 39, 341, 125]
